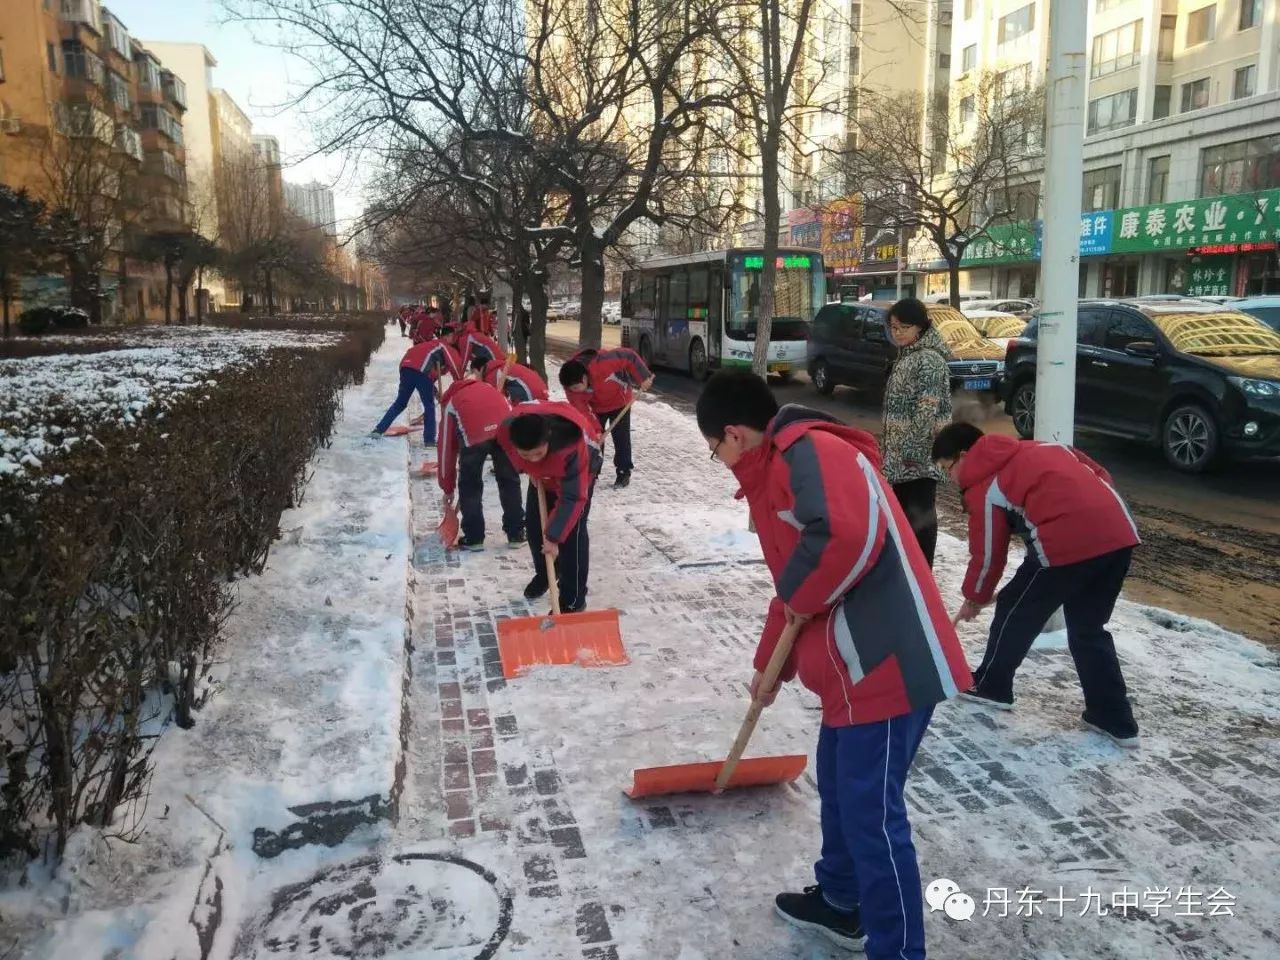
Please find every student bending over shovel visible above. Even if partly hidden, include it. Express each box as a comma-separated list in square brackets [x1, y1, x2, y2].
[496, 402, 603, 613]
[695, 370, 971, 958]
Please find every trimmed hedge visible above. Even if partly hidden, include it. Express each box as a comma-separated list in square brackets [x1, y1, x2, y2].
[0, 314, 387, 859]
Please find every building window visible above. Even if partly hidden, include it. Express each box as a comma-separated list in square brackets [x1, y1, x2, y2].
[1086, 88, 1138, 134]
[938, 53, 951, 70]
[1199, 135, 1280, 197]
[1082, 166, 1122, 212]
[1102, 261, 1140, 298]
[62, 41, 105, 86]
[964, 0, 972, 20]
[135, 55, 160, 90]
[107, 70, 130, 110]
[47, 42, 58, 73]
[1187, 4, 1215, 46]
[1180, 77, 1211, 113]
[1153, 84, 1172, 120]
[962, 44, 977, 73]
[997, 63, 1031, 96]
[1095, 0, 1128, 11]
[959, 95, 975, 124]
[1158, 14, 1176, 60]
[1091, 19, 1143, 77]
[1233, 64, 1257, 100]
[1147, 155, 1170, 204]
[1240, 0, 1261, 30]
[998, 4, 1035, 45]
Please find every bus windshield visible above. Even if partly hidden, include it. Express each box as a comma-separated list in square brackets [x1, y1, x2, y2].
[727, 252, 823, 341]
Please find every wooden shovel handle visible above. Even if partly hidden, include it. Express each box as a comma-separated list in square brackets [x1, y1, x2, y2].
[536, 481, 560, 616]
[600, 398, 635, 457]
[714, 617, 804, 792]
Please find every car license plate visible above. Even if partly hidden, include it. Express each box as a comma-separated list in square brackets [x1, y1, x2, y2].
[963, 377, 993, 391]
[768, 362, 792, 373]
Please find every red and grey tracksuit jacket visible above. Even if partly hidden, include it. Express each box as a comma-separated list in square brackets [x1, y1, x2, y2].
[401, 339, 461, 382]
[436, 379, 511, 498]
[467, 305, 497, 337]
[459, 329, 503, 369]
[481, 358, 549, 404]
[412, 309, 446, 343]
[565, 347, 651, 415]
[954, 434, 1141, 604]
[496, 401, 602, 544]
[734, 405, 971, 726]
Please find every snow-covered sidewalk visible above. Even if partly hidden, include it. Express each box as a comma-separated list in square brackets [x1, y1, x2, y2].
[12, 341, 1278, 960]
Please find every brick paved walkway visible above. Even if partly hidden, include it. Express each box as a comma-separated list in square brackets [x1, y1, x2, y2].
[388, 376, 1279, 960]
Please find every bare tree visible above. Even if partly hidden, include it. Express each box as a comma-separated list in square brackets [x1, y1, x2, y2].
[0, 186, 52, 338]
[839, 73, 1045, 306]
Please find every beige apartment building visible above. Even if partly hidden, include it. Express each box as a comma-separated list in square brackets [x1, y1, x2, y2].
[786, 0, 954, 297]
[940, 0, 1280, 299]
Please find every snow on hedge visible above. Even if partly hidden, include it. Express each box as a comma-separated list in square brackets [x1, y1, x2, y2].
[0, 326, 344, 485]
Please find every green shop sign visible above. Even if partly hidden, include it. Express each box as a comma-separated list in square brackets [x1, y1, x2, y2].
[958, 187, 1280, 265]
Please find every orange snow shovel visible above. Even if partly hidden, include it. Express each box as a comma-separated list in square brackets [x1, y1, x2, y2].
[437, 499, 460, 549]
[624, 618, 807, 798]
[496, 482, 627, 679]
[383, 424, 414, 437]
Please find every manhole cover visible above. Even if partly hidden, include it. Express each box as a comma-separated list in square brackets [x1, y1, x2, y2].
[240, 852, 512, 959]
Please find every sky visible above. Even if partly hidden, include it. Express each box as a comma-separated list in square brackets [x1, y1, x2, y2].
[108, 0, 365, 235]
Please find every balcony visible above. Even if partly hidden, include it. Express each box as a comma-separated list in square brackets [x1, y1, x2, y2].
[107, 71, 131, 112]
[60, 0, 103, 34]
[63, 43, 105, 87]
[115, 126, 144, 162]
[55, 102, 113, 142]
[146, 150, 186, 184]
[162, 71, 188, 110]
[102, 12, 131, 61]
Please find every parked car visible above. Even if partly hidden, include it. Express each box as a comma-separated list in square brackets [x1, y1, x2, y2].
[962, 298, 1038, 321]
[1195, 295, 1243, 305]
[808, 302, 1007, 397]
[925, 291, 992, 304]
[1233, 295, 1280, 332]
[1000, 298, 1280, 472]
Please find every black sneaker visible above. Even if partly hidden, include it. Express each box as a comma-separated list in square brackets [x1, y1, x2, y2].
[1082, 711, 1139, 749]
[774, 886, 865, 951]
[507, 532, 527, 547]
[456, 536, 485, 552]
[523, 576, 549, 600]
[613, 471, 631, 488]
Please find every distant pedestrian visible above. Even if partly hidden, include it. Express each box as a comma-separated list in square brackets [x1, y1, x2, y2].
[933, 422, 1141, 746]
[883, 297, 952, 567]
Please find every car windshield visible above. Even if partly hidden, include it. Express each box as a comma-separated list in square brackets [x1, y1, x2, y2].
[1149, 311, 1280, 358]
[970, 314, 1027, 338]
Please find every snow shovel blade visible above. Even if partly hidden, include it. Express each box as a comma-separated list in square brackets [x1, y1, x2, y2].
[410, 414, 425, 427]
[383, 424, 413, 437]
[496, 608, 627, 679]
[437, 510, 459, 548]
[419, 460, 438, 476]
[623, 755, 807, 799]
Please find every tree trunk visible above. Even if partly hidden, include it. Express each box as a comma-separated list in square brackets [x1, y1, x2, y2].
[163, 265, 174, 325]
[2, 289, 10, 340]
[265, 269, 276, 316]
[527, 276, 550, 380]
[177, 279, 191, 324]
[196, 265, 206, 323]
[752, 135, 782, 376]
[578, 236, 606, 350]
[510, 279, 527, 364]
[947, 255, 961, 307]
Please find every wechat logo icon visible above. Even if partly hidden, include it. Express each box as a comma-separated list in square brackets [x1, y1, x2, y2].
[926, 878, 976, 922]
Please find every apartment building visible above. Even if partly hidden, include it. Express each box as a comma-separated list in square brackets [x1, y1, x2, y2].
[943, 0, 1280, 298]
[0, 0, 190, 321]
[284, 179, 337, 236]
[787, 0, 954, 297]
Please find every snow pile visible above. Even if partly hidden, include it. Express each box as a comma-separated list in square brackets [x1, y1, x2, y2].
[0, 327, 343, 483]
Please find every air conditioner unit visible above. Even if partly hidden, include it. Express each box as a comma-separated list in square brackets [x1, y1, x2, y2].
[0, 118, 21, 135]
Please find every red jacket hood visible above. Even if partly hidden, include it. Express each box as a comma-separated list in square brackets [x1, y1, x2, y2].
[767, 404, 883, 471]
[954, 433, 1021, 491]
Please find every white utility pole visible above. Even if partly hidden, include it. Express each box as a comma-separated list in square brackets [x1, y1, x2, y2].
[1034, 0, 1087, 444]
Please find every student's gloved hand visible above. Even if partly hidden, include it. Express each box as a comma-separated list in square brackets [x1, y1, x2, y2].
[640, 376, 655, 391]
[749, 670, 779, 707]
[542, 541, 559, 560]
[783, 604, 811, 626]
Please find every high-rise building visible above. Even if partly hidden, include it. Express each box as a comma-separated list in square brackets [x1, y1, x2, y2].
[284, 180, 337, 235]
[945, 0, 1280, 298]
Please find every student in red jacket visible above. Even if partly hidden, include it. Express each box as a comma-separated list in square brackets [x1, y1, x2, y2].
[471, 356, 550, 404]
[458, 328, 503, 370]
[412, 296, 447, 343]
[437, 379, 524, 550]
[696, 369, 970, 959]
[373, 338, 461, 442]
[559, 347, 653, 487]
[496, 402, 603, 612]
[932, 422, 1141, 745]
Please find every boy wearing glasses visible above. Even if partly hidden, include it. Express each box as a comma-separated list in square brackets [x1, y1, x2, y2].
[931, 422, 1140, 746]
[696, 369, 969, 958]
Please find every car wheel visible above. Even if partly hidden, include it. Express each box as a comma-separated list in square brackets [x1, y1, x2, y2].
[689, 337, 710, 380]
[812, 359, 835, 395]
[1010, 382, 1035, 439]
[1162, 404, 1220, 473]
[638, 335, 654, 370]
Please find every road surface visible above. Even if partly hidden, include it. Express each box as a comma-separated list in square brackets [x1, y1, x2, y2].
[545, 323, 1280, 644]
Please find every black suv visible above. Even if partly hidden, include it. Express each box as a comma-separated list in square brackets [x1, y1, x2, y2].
[808, 301, 1006, 396]
[1001, 298, 1280, 472]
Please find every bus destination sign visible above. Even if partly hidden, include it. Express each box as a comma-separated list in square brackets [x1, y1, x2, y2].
[744, 255, 812, 270]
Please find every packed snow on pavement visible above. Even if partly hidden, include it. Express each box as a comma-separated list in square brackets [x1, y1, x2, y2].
[6, 337, 1278, 960]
